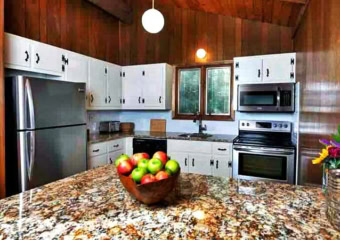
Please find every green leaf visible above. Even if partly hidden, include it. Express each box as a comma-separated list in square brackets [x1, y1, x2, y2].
[338, 124, 340, 135]
[331, 134, 340, 143]
[336, 159, 340, 168]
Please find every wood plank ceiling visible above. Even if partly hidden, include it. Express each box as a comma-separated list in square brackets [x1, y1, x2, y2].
[155, 0, 306, 27]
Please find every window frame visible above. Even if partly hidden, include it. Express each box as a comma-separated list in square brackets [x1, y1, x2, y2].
[174, 63, 234, 121]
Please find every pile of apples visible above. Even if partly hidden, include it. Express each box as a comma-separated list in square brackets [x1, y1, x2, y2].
[115, 151, 180, 185]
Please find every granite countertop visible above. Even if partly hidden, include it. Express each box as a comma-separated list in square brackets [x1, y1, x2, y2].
[0, 165, 339, 239]
[88, 131, 237, 144]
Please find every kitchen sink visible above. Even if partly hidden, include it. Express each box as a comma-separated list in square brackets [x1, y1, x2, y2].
[178, 133, 213, 139]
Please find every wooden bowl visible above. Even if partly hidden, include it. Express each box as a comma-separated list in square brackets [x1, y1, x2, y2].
[117, 169, 180, 205]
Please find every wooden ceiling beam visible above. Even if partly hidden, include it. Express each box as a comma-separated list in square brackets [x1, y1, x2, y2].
[85, 0, 133, 24]
[279, 0, 307, 4]
[293, 0, 310, 37]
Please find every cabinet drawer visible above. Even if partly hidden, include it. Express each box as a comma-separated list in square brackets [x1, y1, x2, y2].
[168, 140, 212, 154]
[89, 142, 107, 157]
[212, 143, 231, 155]
[88, 155, 107, 169]
[107, 139, 125, 153]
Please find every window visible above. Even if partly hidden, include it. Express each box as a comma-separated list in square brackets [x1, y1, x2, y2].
[174, 64, 234, 121]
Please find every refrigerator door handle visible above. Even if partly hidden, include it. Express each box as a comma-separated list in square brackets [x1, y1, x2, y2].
[28, 131, 36, 182]
[25, 79, 36, 129]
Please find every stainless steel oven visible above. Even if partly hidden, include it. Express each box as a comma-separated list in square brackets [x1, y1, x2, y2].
[238, 83, 295, 112]
[233, 120, 296, 184]
[233, 145, 295, 184]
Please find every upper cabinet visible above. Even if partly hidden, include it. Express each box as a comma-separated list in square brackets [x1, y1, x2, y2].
[5, 33, 64, 77]
[63, 51, 88, 83]
[234, 53, 296, 84]
[122, 63, 173, 110]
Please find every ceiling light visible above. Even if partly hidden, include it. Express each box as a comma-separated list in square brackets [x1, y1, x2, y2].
[196, 49, 207, 59]
[142, 0, 164, 34]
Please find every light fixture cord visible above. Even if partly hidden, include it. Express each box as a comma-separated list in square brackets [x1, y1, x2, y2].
[152, 0, 154, 9]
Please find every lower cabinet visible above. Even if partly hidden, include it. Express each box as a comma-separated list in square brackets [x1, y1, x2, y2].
[168, 140, 233, 178]
[107, 150, 125, 165]
[88, 154, 108, 169]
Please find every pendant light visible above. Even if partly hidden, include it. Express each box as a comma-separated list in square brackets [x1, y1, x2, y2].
[142, 0, 164, 34]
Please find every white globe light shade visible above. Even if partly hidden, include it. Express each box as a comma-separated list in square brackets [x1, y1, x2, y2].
[196, 49, 207, 59]
[142, 9, 165, 34]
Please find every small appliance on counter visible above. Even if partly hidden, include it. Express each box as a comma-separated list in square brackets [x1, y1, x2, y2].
[233, 120, 296, 184]
[99, 121, 120, 133]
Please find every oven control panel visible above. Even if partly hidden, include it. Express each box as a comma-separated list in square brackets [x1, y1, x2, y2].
[239, 120, 292, 133]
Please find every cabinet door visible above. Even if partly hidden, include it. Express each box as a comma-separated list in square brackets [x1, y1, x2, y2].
[212, 155, 232, 178]
[142, 64, 164, 108]
[108, 150, 125, 165]
[189, 153, 212, 175]
[107, 63, 122, 108]
[89, 59, 107, 107]
[65, 52, 88, 83]
[4, 33, 31, 69]
[168, 152, 189, 173]
[88, 154, 107, 169]
[122, 66, 143, 109]
[31, 42, 63, 76]
[262, 54, 296, 83]
[234, 57, 262, 83]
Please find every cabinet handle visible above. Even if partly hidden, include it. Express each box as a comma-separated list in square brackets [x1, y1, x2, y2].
[192, 158, 195, 167]
[138, 97, 141, 104]
[142, 98, 145, 104]
[123, 72, 125, 77]
[123, 99, 125, 104]
[93, 149, 100, 152]
[25, 51, 29, 62]
[36, 53, 40, 64]
[216, 160, 219, 169]
[218, 148, 227, 151]
[105, 97, 107, 104]
[235, 75, 239, 81]
[185, 158, 187, 166]
[159, 96, 162, 103]
[109, 158, 113, 164]
[228, 161, 232, 168]
[120, 99, 122, 104]
[113, 144, 119, 148]
[62, 65, 65, 72]
[210, 159, 214, 166]
[90, 94, 94, 103]
[258, 69, 261, 78]
[142, 71, 145, 76]
[108, 96, 111, 103]
[266, 69, 269, 77]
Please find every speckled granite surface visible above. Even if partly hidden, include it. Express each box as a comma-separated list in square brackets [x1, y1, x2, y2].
[89, 131, 237, 144]
[0, 165, 339, 239]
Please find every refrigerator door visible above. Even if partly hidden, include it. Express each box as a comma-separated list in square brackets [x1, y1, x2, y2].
[14, 76, 86, 130]
[17, 125, 87, 192]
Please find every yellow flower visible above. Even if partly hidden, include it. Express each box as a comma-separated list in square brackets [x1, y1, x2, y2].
[312, 147, 330, 164]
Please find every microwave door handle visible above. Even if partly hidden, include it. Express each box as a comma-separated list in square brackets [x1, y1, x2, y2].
[25, 79, 36, 129]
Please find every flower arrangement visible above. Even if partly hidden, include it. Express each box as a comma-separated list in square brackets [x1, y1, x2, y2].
[312, 125, 340, 191]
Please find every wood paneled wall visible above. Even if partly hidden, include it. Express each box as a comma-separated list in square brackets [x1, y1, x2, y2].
[0, 0, 5, 198]
[5, 0, 120, 63]
[294, 0, 340, 185]
[119, 0, 293, 66]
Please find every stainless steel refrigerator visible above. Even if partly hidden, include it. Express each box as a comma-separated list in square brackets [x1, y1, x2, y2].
[5, 76, 87, 196]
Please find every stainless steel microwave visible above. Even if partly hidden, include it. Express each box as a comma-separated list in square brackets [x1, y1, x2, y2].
[238, 83, 295, 112]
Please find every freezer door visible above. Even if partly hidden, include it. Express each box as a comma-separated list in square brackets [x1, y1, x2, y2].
[14, 76, 86, 130]
[18, 125, 87, 192]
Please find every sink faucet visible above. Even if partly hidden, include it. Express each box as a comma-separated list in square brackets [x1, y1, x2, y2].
[193, 112, 207, 134]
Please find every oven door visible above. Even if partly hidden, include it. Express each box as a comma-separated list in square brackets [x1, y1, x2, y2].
[233, 146, 295, 184]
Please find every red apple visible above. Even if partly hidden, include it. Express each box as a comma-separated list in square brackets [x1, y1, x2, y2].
[117, 160, 133, 175]
[131, 153, 150, 166]
[155, 171, 169, 181]
[141, 174, 156, 185]
[152, 151, 168, 165]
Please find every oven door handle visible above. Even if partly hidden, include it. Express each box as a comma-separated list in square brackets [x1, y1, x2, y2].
[233, 147, 294, 155]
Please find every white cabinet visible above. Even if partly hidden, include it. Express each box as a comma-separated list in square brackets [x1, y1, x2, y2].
[64, 51, 88, 83]
[122, 63, 173, 110]
[108, 150, 125, 165]
[234, 57, 262, 83]
[88, 155, 108, 169]
[168, 140, 233, 178]
[107, 63, 122, 108]
[4, 33, 31, 70]
[5, 33, 64, 76]
[234, 53, 296, 84]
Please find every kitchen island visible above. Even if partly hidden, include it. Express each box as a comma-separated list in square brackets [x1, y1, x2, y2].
[0, 165, 338, 239]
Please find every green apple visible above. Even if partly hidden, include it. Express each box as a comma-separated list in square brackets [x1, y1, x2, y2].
[137, 158, 149, 171]
[115, 154, 130, 167]
[147, 158, 163, 175]
[131, 167, 147, 183]
[165, 160, 179, 175]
